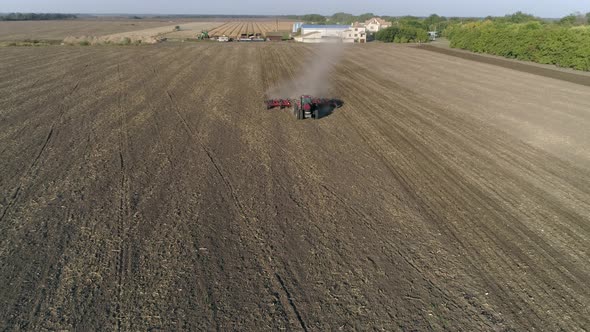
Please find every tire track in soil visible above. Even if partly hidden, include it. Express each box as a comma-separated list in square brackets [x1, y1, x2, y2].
[2, 43, 589, 331]
[25, 46, 193, 331]
[233, 65, 313, 331]
[333, 59, 589, 330]
[341, 58, 590, 280]
[166, 89, 227, 331]
[136, 45, 227, 330]
[138, 53, 176, 168]
[0, 56, 119, 329]
[346, 50, 590, 259]
[258, 44, 467, 329]
[275, 273, 309, 332]
[416, 44, 590, 87]
[0, 47, 142, 329]
[0, 48, 81, 90]
[356, 101, 534, 328]
[228, 45, 410, 329]
[141, 46, 224, 329]
[339, 102, 507, 326]
[162, 45, 306, 330]
[166, 87, 250, 233]
[114, 63, 130, 332]
[334, 77, 538, 327]
[223, 45, 315, 331]
[0, 50, 123, 193]
[0, 64, 87, 225]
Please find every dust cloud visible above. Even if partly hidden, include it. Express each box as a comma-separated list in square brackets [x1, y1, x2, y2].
[267, 43, 345, 98]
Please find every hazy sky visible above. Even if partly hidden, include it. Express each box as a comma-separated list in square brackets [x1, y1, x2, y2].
[3, 0, 589, 18]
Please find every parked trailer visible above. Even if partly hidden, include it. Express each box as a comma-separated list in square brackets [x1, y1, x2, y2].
[238, 33, 266, 42]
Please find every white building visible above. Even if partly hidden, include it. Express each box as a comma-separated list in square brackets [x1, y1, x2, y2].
[342, 26, 367, 43]
[360, 17, 392, 32]
[297, 25, 366, 43]
[292, 22, 303, 33]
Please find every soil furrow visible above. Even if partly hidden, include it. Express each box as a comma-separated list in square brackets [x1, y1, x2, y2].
[1, 42, 588, 331]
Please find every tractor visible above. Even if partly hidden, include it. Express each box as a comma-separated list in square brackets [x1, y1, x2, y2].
[265, 95, 342, 120]
[198, 30, 210, 40]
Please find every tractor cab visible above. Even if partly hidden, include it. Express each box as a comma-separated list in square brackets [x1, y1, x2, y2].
[300, 95, 313, 110]
[297, 95, 319, 119]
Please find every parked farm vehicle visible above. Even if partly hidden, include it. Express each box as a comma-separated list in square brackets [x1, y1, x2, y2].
[238, 33, 265, 42]
[265, 95, 343, 120]
[198, 30, 209, 40]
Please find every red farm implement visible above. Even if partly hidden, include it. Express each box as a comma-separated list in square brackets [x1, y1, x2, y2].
[265, 95, 343, 120]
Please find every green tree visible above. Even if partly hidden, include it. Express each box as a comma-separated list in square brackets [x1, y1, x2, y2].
[424, 14, 446, 27]
[586, 12, 590, 24]
[357, 13, 375, 22]
[424, 14, 448, 32]
[330, 12, 354, 24]
[375, 26, 400, 42]
[301, 14, 326, 24]
[559, 14, 577, 25]
[0, 12, 77, 21]
[396, 16, 427, 30]
[505, 11, 538, 23]
[447, 20, 590, 71]
[375, 26, 429, 43]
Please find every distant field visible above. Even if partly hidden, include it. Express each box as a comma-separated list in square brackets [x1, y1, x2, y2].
[209, 20, 295, 38]
[118, 21, 224, 40]
[0, 19, 218, 41]
[0, 19, 293, 43]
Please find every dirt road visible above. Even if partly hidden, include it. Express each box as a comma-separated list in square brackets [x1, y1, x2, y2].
[1, 43, 589, 330]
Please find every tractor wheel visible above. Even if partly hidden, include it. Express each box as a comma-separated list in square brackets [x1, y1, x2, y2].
[314, 109, 320, 120]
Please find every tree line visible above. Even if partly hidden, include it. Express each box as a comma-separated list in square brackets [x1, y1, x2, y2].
[375, 14, 449, 43]
[288, 13, 397, 25]
[359, 11, 590, 70]
[0, 13, 78, 21]
[445, 12, 590, 71]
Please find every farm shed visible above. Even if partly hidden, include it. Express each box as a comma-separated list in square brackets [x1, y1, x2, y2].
[298, 24, 366, 43]
[299, 24, 350, 43]
[266, 31, 288, 41]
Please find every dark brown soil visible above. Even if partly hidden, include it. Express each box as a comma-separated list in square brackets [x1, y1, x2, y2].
[0, 43, 589, 331]
[416, 44, 590, 87]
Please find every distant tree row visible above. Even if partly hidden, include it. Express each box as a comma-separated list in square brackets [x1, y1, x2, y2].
[327, 12, 378, 25]
[0, 13, 77, 21]
[287, 13, 381, 25]
[445, 12, 590, 71]
[290, 11, 590, 28]
[373, 15, 448, 43]
[558, 12, 590, 26]
[375, 26, 429, 43]
[375, 10, 590, 60]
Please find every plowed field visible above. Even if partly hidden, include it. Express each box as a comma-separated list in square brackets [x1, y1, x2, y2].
[1, 43, 589, 331]
[209, 21, 294, 38]
[0, 19, 198, 41]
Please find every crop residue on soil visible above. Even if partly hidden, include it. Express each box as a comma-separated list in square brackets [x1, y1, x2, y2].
[0, 42, 589, 331]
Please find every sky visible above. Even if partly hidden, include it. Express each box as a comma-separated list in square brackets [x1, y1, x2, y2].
[3, 0, 590, 18]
